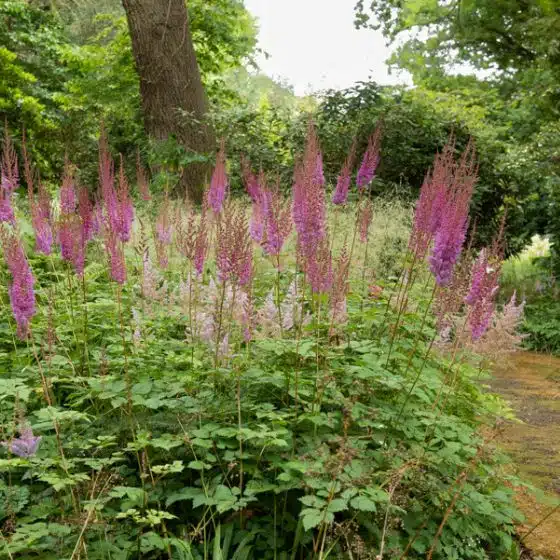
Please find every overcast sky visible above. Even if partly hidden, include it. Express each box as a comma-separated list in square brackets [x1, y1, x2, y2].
[244, 0, 411, 96]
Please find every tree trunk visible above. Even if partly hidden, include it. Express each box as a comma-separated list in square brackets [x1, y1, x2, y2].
[122, 0, 215, 202]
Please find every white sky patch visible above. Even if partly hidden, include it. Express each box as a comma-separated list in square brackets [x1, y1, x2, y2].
[244, 0, 412, 96]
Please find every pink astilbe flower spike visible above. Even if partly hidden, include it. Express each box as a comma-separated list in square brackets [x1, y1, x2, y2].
[60, 162, 76, 214]
[307, 237, 333, 294]
[2, 232, 36, 338]
[0, 129, 18, 224]
[176, 206, 197, 261]
[105, 230, 126, 284]
[23, 141, 53, 254]
[32, 202, 53, 255]
[208, 141, 228, 215]
[98, 133, 134, 243]
[356, 123, 382, 190]
[466, 221, 504, 341]
[332, 140, 356, 205]
[292, 122, 327, 259]
[58, 164, 77, 261]
[136, 149, 151, 201]
[262, 179, 292, 258]
[429, 140, 477, 286]
[248, 170, 269, 244]
[410, 140, 456, 256]
[216, 202, 252, 285]
[358, 198, 374, 243]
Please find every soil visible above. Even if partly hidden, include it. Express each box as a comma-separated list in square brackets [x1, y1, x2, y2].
[488, 352, 560, 559]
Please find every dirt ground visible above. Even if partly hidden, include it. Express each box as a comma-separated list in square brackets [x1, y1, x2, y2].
[489, 351, 560, 560]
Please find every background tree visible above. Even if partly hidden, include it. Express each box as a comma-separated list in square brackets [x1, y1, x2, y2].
[121, 0, 215, 201]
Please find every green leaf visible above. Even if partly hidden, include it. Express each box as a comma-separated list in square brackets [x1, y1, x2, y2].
[327, 498, 348, 513]
[301, 508, 323, 531]
[350, 496, 377, 512]
[166, 487, 204, 507]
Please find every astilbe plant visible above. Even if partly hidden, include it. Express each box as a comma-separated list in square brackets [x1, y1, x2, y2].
[0, 127, 526, 560]
[356, 123, 382, 190]
[260, 178, 292, 259]
[428, 141, 477, 286]
[293, 123, 327, 259]
[24, 146, 53, 255]
[1, 230, 36, 338]
[216, 202, 252, 286]
[332, 141, 356, 205]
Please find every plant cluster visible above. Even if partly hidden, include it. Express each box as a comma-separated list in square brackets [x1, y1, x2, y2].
[0, 126, 525, 559]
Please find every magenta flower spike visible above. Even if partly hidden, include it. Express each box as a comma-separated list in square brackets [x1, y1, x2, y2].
[307, 238, 333, 294]
[29, 182, 53, 255]
[60, 165, 76, 214]
[32, 208, 53, 255]
[216, 203, 251, 285]
[465, 245, 501, 341]
[356, 125, 382, 190]
[208, 141, 228, 215]
[332, 140, 356, 205]
[428, 214, 468, 286]
[292, 123, 327, 259]
[429, 141, 477, 286]
[106, 231, 127, 284]
[2, 234, 36, 338]
[262, 182, 292, 258]
[156, 198, 173, 245]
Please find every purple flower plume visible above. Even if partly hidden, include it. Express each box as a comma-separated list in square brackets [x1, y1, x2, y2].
[2, 234, 36, 338]
[292, 123, 327, 258]
[2, 426, 41, 458]
[332, 141, 355, 205]
[260, 180, 292, 258]
[428, 141, 477, 286]
[356, 125, 382, 190]
[466, 245, 502, 341]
